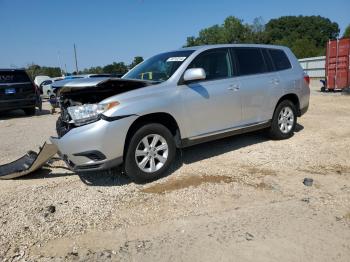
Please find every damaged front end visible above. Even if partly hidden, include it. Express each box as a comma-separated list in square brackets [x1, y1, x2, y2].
[0, 77, 152, 179]
[54, 77, 151, 137]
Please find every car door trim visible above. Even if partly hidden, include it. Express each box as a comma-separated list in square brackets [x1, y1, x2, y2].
[180, 120, 271, 148]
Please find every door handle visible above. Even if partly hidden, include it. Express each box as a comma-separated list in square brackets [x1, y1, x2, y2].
[228, 84, 240, 91]
[270, 78, 280, 85]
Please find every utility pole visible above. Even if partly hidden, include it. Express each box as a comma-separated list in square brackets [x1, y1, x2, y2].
[74, 44, 79, 74]
[57, 51, 64, 76]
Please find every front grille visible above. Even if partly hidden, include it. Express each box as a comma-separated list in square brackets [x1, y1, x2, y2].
[85, 152, 106, 161]
[76, 163, 102, 170]
[73, 151, 106, 161]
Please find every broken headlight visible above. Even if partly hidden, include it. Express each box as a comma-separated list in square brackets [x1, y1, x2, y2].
[67, 102, 119, 126]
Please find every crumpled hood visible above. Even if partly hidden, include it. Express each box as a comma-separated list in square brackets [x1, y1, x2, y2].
[53, 77, 153, 95]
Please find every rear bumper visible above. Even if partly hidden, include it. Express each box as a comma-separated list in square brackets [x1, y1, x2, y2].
[50, 115, 138, 172]
[0, 98, 36, 112]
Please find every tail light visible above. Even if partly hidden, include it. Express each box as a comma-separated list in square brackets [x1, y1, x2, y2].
[304, 74, 310, 85]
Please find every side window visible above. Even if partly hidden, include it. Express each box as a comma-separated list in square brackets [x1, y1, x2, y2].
[41, 80, 53, 86]
[188, 49, 232, 81]
[233, 48, 267, 76]
[261, 48, 275, 72]
[269, 49, 292, 71]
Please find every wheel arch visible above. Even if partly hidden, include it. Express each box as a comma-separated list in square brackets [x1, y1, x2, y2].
[123, 112, 182, 159]
[275, 93, 301, 116]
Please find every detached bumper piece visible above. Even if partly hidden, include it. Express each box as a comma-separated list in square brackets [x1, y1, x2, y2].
[0, 143, 58, 179]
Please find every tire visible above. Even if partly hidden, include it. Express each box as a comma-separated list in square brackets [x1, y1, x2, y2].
[36, 94, 42, 111]
[268, 100, 297, 140]
[23, 107, 36, 116]
[124, 123, 176, 183]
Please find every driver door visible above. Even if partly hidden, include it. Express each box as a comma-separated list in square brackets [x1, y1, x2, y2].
[179, 48, 242, 139]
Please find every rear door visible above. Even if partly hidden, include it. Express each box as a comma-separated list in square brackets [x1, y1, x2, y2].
[232, 47, 280, 124]
[179, 48, 242, 138]
[0, 70, 34, 101]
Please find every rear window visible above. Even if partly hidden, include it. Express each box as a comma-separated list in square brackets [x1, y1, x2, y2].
[269, 49, 291, 71]
[0, 71, 31, 83]
[233, 48, 266, 76]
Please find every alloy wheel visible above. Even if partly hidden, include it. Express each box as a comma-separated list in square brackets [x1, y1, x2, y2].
[278, 106, 294, 134]
[135, 134, 169, 173]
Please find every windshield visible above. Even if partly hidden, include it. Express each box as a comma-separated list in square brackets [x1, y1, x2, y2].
[123, 50, 194, 82]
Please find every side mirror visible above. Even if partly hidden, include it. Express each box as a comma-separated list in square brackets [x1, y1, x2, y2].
[183, 68, 206, 82]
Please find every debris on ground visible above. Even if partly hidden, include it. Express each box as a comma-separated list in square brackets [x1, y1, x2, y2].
[303, 178, 314, 186]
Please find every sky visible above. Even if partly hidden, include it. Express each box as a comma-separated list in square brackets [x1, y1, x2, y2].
[0, 0, 349, 72]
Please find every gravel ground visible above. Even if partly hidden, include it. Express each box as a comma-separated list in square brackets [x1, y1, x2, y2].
[0, 90, 349, 262]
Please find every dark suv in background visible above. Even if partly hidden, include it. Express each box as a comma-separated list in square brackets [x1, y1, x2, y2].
[0, 69, 38, 115]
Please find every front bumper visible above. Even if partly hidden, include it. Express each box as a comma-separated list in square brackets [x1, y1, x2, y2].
[50, 115, 138, 172]
[300, 104, 309, 116]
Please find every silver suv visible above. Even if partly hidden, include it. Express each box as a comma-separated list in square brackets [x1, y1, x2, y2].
[51, 44, 310, 182]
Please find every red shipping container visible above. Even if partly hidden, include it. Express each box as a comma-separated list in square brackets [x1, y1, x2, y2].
[325, 38, 350, 90]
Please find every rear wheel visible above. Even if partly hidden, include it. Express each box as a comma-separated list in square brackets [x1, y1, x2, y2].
[23, 107, 36, 116]
[124, 123, 176, 183]
[268, 100, 296, 140]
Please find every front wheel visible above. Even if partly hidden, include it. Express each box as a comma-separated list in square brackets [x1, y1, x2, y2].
[268, 100, 297, 140]
[124, 123, 176, 183]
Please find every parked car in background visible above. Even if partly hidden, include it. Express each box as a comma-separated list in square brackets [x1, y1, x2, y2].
[48, 74, 114, 109]
[64, 74, 112, 80]
[41, 74, 113, 99]
[51, 44, 310, 183]
[34, 75, 50, 90]
[50, 74, 113, 96]
[0, 69, 40, 115]
[41, 77, 64, 99]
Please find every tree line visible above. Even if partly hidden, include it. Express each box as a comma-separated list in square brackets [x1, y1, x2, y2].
[80, 56, 144, 75]
[26, 56, 144, 79]
[26, 15, 350, 79]
[186, 15, 348, 59]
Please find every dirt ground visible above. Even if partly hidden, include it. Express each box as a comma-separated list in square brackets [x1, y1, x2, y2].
[0, 89, 350, 262]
